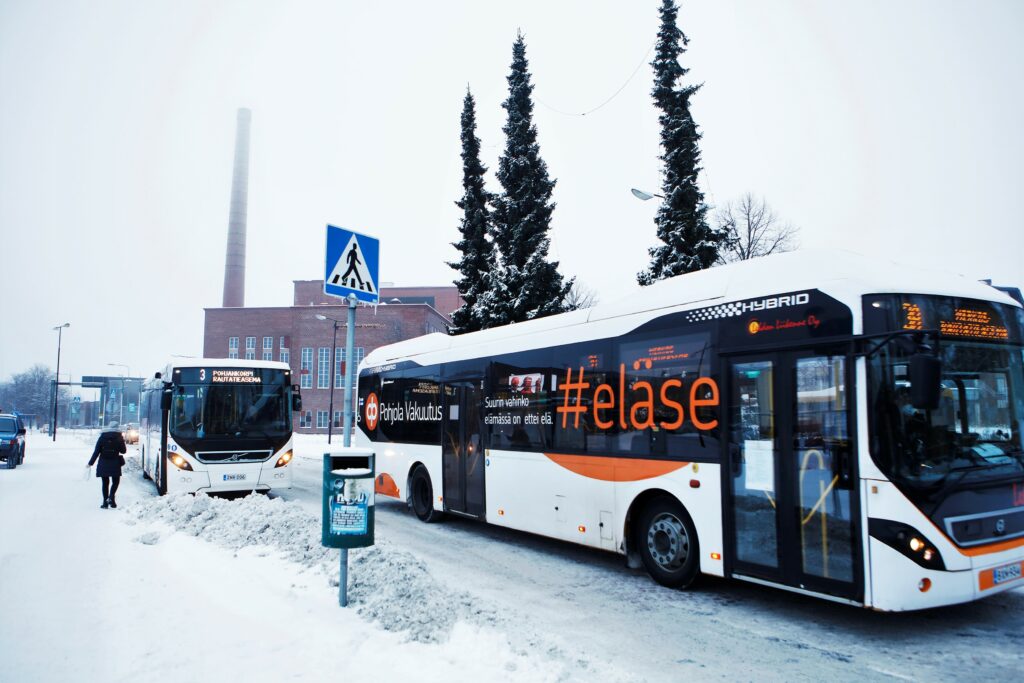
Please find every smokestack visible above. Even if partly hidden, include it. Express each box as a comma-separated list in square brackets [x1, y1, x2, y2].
[222, 108, 251, 308]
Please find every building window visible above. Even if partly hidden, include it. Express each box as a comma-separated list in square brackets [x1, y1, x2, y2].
[228, 337, 239, 351]
[262, 351, 273, 361]
[316, 410, 329, 429]
[228, 351, 238, 359]
[300, 348, 313, 389]
[245, 336, 256, 360]
[280, 336, 286, 349]
[335, 347, 365, 388]
[263, 336, 273, 351]
[299, 410, 312, 428]
[333, 410, 342, 428]
[318, 347, 330, 389]
[280, 349, 290, 364]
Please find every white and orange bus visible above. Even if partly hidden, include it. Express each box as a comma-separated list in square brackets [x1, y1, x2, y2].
[356, 250, 1024, 610]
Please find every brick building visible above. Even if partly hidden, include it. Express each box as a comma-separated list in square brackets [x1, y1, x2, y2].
[204, 282, 460, 433]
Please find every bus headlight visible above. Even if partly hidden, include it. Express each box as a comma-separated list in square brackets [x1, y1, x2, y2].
[168, 453, 193, 471]
[869, 518, 945, 570]
[274, 450, 293, 468]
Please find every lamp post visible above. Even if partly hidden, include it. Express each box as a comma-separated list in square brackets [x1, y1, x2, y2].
[52, 322, 70, 441]
[107, 363, 130, 427]
[315, 314, 341, 444]
[630, 188, 665, 201]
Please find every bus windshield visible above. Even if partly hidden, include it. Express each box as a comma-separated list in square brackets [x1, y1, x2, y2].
[171, 381, 290, 440]
[869, 339, 1024, 488]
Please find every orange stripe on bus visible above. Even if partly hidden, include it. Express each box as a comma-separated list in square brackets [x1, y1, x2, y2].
[543, 453, 688, 482]
[958, 536, 1024, 557]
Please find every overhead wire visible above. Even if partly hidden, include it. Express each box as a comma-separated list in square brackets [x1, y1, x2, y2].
[536, 39, 655, 116]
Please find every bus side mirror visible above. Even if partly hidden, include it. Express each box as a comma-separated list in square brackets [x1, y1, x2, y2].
[160, 390, 172, 411]
[292, 385, 302, 411]
[910, 353, 941, 411]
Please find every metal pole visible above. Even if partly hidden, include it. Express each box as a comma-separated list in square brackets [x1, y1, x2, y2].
[52, 326, 62, 441]
[342, 293, 357, 448]
[339, 548, 349, 606]
[327, 320, 338, 444]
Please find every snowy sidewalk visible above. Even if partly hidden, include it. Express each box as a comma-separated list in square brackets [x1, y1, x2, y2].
[0, 434, 561, 682]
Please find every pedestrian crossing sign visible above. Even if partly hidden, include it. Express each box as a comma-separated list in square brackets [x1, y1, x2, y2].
[324, 225, 380, 304]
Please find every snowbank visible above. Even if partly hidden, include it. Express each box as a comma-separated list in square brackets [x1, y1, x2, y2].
[125, 492, 484, 644]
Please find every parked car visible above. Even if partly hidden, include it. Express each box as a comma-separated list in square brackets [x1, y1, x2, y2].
[122, 422, 140, 445]
[0, 414, 26, 468]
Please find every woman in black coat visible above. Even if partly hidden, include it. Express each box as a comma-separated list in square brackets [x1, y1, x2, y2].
[88, 429, 126, 509]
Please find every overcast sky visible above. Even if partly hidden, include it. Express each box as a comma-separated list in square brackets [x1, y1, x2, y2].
[1, 0, 1022, 383]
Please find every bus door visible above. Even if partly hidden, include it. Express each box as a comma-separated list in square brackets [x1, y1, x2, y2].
[725, 348, 861, 600]
[441, 381, 485, 518]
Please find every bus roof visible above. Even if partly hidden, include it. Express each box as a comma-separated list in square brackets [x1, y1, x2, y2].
[362, 249, 1021, 369]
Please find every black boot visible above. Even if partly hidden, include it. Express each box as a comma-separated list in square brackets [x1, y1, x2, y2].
[101, 499, 109, 509]
[109, 498, 117, 509]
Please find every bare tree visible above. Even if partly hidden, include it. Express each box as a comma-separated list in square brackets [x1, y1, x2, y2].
[563, 281, 599, 311]
[715, 193, 799, 262]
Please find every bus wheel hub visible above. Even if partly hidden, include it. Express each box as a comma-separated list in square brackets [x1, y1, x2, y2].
[647, 513, 688, 569]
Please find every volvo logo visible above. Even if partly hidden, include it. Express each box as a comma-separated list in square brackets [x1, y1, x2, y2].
[228, 452, 250, 462]
[995, 518, 1007, 535]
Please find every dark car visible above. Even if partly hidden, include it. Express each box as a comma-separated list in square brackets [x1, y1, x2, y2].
[0, 414, 26, 468]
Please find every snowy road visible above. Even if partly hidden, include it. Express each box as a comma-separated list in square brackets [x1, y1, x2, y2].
[3, 433, 1023, 682]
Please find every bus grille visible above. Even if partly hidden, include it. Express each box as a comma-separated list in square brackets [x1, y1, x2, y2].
[945, 507, 1024, 547]
[195, 450, 272, 464]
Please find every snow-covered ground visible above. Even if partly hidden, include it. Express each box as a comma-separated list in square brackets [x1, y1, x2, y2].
[2, 432, 1023, 682]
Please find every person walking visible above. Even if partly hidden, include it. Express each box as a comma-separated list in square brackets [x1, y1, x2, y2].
[87, 429, 126, 509]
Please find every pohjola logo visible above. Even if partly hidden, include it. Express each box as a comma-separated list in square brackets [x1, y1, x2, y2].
[378, 401, 442, 425]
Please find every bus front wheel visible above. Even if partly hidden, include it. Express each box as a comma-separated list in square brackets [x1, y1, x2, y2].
[635, 496, 699, 589]
[409, 466, 442, 523]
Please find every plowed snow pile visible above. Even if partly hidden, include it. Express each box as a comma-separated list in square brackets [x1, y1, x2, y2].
[126, 493, 480, 643]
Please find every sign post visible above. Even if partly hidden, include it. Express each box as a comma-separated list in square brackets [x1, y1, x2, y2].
[322, 225, 380, 607]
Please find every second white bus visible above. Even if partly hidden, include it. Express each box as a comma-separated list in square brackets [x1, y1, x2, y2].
[140, 359, 302, 495]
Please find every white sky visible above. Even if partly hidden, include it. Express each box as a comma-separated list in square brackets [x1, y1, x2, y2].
[1, 0, 1022, 382]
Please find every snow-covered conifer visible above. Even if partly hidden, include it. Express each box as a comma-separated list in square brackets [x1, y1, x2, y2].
[448, 88, 496, 335]
[638, 0, 729, 285]
[490, 32, 572, 325]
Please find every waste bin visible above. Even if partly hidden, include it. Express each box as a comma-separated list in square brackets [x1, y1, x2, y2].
[321, 449, 375, 550]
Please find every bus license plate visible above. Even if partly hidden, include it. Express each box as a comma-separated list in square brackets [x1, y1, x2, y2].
[993, 562, 1022, 585]
[223, 473, 247, 482]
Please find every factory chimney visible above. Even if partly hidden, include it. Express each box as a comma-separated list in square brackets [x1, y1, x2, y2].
[222, 108, 251, 308]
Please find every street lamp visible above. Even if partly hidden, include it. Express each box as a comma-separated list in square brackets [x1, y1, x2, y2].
[631, 188, 666, 201]
[107, 363, 131, 427]
[52, 322, 70, 441]
[315, 314, 341, 444]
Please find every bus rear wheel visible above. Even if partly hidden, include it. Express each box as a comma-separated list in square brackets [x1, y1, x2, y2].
[636, 496, 699, 589]
[409, 466, 442, 523]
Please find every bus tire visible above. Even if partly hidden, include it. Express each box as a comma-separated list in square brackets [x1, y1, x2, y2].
[635, 495, 699, 589]
[409, 466, 442, 523]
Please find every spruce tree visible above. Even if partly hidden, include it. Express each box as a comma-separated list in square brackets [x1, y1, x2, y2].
[638, 0, 728, 286]
[448, 88, 496, 335]
[488, 32, 572, 326]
